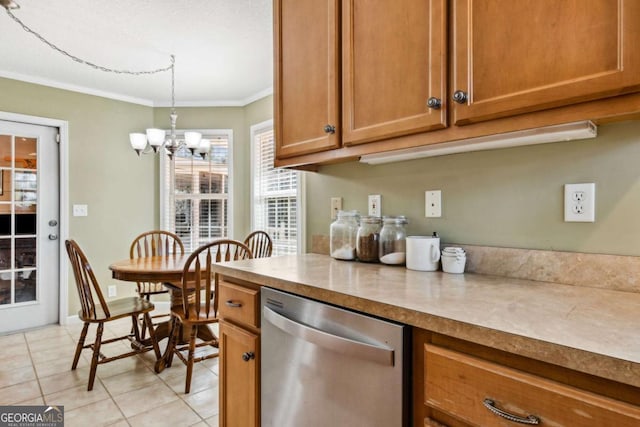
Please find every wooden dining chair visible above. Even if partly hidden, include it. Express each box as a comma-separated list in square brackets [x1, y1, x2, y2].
[65, 239, 161, 391]
[243, 230, 273, 258]
[164, 239, 253, 393]
[130, 230, 184, 339]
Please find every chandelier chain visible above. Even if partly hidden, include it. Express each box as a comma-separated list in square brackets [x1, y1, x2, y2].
[6, 9, 173, 75]
[171, 55, 175, 109]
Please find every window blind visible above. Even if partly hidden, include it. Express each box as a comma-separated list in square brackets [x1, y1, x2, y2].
[253, 126, 299, 255]
[161, 135, 230, 253]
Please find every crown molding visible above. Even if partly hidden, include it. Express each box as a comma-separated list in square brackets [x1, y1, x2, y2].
[0, 71, 273, 107]
[0, 70, 155, 106]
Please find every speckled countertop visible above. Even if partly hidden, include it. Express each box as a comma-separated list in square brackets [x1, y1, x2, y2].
[212, 254, 640, 388]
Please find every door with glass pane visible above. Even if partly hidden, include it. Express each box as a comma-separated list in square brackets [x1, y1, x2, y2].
[0, 121, 59, 333]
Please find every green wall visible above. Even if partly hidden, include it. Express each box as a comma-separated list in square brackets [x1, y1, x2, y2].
[0, 77, 273, 317]
[305, 120, 640, 256]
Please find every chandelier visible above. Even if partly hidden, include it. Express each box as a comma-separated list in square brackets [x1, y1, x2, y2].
[3, 1, 209, 159]
[128, 55, 210, 159]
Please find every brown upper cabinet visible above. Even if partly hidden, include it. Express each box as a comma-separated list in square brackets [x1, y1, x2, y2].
[452, 0, 640, 125]
[274, 0, 341, 158]
[274, 0, 640, 165]
[342, 0, 447, 145]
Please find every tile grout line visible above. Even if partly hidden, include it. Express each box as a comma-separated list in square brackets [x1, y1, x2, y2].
[22, 331, 47, 405]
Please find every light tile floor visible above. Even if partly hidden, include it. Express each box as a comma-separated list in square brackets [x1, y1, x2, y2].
[0, 315, 220, 427]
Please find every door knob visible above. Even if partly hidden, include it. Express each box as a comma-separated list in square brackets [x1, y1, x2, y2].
[48, 234, 58, 240]
[48, 220, 58, 227]
[242, 351, 255, 362]
[452, 90, 468, 104]
[323, 124, 336, 134]
[427, 97, 442, 109]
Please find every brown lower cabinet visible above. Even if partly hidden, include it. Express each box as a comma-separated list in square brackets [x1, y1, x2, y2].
[414, 330, 640, 427]
[218, 279, 261, 427]
[219, 320, 260, 427]
[217, 278, 640, 427]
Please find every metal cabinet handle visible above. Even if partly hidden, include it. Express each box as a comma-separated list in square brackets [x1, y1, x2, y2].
[225, 300, 242, 308]
[242, 351, 255, 362]
[263, 306, 394, 366]
[323, 124, 336, 134]
[427, 97, 442, 109]
[483, 399, 540, 425]
[452, 90, 468, 104]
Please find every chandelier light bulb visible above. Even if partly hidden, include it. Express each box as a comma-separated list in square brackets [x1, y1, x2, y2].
[129, 133, 147, 155]
[185, 131, 203, 151]
[146, 128, 166, 148]
[198, 139, 211, 155]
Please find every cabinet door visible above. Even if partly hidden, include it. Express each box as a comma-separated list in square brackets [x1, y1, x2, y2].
[342, 0, 447, 145]
[452, 0, 640, 125]
[219, 320, 259, 427]
[274, 0, 341, 159]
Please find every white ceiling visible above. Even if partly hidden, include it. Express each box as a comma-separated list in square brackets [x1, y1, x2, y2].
[0, 0, 273, 107]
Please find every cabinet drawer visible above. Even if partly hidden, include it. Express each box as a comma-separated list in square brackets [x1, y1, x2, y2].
[424, 344, 640, 427]
[218, 281, 259, 328]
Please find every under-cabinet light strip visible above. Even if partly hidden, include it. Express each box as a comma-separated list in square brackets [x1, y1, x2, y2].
[359, 120, 597, 165]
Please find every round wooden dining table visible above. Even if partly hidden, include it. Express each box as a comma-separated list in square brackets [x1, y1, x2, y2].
[109, 254, 218, 373]
[110, 254, 190, 284]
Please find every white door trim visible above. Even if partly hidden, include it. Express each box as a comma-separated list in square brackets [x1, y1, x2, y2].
[0, 111, 69, 326]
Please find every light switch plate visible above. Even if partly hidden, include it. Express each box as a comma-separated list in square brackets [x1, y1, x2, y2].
[330, 197, 342, 219]
[425, 190, 442, 217]
[73, 204, 88, 217]
[368, 194, 381, 216]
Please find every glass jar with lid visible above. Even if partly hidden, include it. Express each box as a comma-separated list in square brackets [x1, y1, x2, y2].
[330, 210, 360, 260]
[356, 216, 381, 262]
[379, 215, 408, 265]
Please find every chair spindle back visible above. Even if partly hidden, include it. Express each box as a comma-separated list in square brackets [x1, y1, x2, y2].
[130, 230, 184, 258]
[65, 239, 110, 319]
[181, 239, 253, 319]
[243, 230, 273, 258]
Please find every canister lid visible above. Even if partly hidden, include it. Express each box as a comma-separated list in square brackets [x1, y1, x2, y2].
[360, 215, 382, 224]
[337, 210, 360, 218]
[382, 215, 408, 224]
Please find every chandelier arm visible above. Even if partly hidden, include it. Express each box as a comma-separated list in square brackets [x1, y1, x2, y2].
[6, 9, 173, 75]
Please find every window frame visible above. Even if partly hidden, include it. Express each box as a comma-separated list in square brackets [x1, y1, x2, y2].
[159, 129, 234, 251]
[250, 119, 305, 255]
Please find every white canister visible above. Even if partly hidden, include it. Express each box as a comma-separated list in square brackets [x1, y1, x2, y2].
[406, 236, 441, 271]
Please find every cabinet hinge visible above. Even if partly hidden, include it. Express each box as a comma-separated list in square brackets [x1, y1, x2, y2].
[56, 133, 60, 144]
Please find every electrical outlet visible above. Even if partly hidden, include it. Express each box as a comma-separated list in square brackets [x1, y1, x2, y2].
[330, 197, 342, 219]
[108, 285, 117, 297]
[564, 183, 595, 222]
[368, 194, 381, 216]
[425, 190, 442, 218]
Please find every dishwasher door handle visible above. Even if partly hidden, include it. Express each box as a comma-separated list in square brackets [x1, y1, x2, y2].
[263, 306, 394, 366]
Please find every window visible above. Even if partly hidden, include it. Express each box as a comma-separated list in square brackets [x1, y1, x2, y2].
[251, 120, 303, 255]
[160, 130, 233, 252]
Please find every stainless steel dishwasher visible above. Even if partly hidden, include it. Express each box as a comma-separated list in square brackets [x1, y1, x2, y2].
[261, 287, 409, 427]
